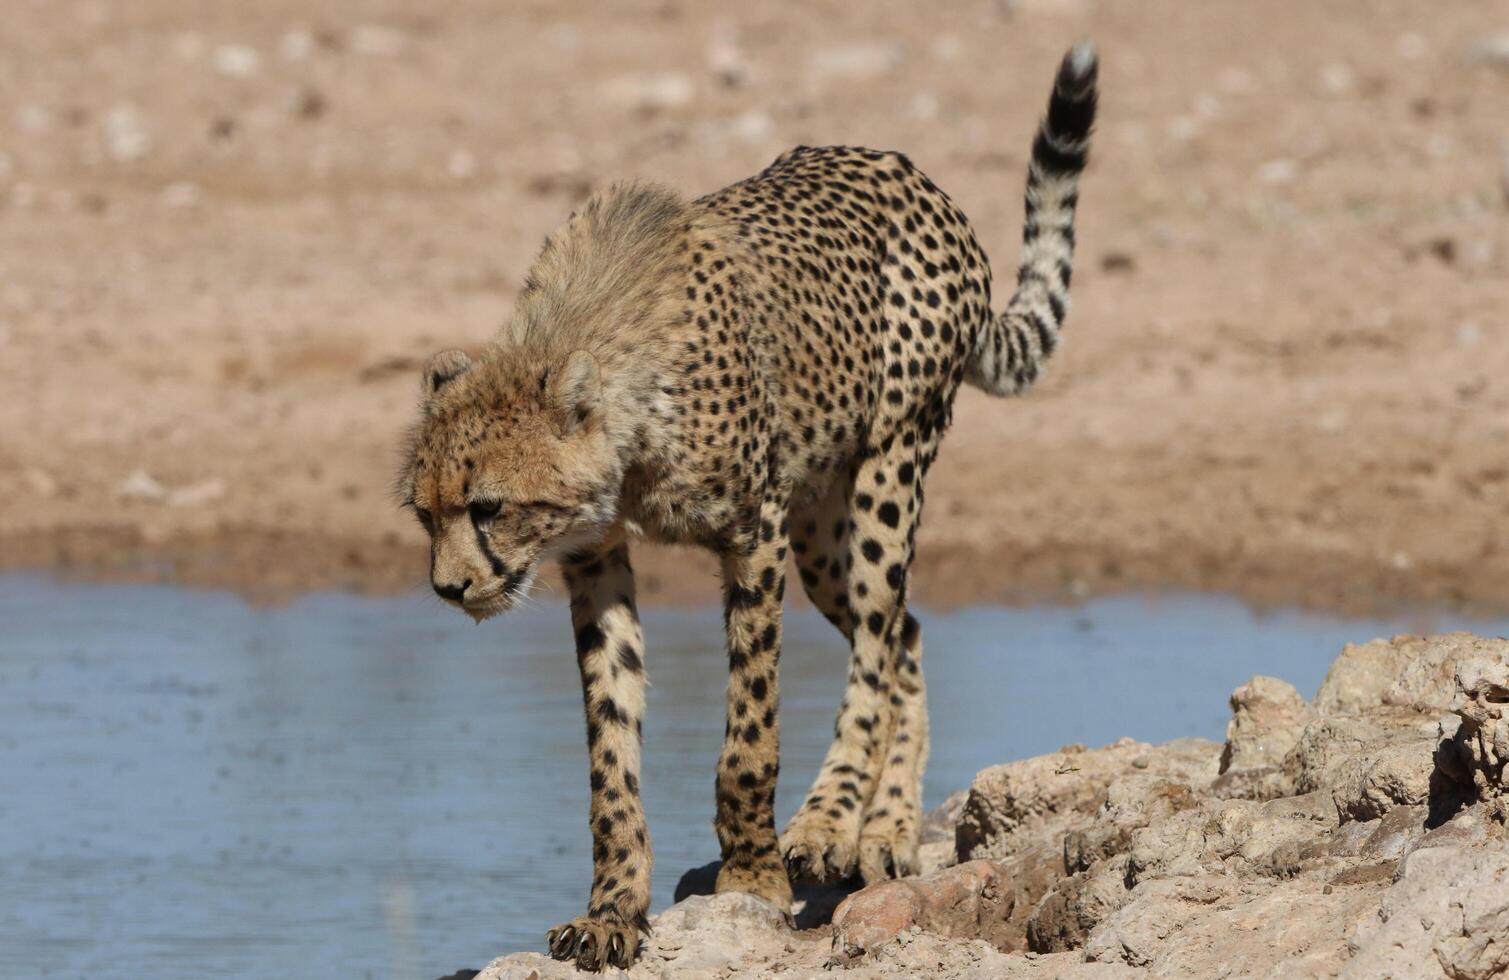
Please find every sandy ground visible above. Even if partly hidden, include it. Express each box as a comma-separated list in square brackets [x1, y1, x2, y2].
[3, 0, 1508, 613]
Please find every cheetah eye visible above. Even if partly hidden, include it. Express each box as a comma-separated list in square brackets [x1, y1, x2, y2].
[413, 506, 434, 534]
[469, 498, 502, 528]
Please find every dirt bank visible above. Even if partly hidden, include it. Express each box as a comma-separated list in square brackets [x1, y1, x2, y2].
[3, 1, 1508, 612]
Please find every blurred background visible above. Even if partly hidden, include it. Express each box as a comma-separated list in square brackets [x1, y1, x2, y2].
[2, 1, 1509, 977]
[3, 0, 1507, 611]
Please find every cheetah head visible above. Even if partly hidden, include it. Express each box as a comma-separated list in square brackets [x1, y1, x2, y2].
[398, 347, 622, 621]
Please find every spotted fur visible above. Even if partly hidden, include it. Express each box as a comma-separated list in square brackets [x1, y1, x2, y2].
[398, 45, 1097, 972]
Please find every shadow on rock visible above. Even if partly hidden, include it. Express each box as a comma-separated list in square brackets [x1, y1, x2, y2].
[673, 860, 857, 929]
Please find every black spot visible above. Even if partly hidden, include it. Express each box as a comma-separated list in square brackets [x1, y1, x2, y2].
[575, 623, 606, 655]
[876, 502, 901, 528]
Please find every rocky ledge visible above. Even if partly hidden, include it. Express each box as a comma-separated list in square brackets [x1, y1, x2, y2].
[476, 632, 1508, 978]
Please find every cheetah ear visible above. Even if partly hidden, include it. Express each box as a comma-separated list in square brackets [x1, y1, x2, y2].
[547, 349, 601, 433]
[422, 349, 472, 398]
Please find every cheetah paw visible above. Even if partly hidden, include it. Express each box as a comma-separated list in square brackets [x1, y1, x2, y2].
[857, 829, 920, 884]
[780, 817, 859, 883]
[546, 914, 641, 972]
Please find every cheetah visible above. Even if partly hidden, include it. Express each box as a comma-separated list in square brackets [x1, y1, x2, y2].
[397, 44, 1098, 971]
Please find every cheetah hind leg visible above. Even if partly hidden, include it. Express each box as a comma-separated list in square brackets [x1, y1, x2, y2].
[856, 611, 928, 882]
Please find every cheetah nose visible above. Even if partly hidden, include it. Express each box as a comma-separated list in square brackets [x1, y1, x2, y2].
[433, 578, 472, 603]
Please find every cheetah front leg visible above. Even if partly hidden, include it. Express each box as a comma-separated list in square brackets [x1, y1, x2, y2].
[712, 498, 796, 917]
[545, 543, 651, 972]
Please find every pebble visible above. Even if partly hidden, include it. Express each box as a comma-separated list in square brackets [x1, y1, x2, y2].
[730, 111, 773, 143]
[103, 105, 150, 162]
[167, 478, 227, 509]
[706, 31, 748, 88]
[602, 72, 695, 112]
[117, 468, 166, 502]
[909, 92, 940, 121]
[213, 44, 262, 78]
[1167, 116, 1198, 142]
[160, 182, 202, 209]
[280, 27, 315, 61]
[1257, 158, 1298, 185]
[1465, 34, 1509, 67]
[1320, 62, 1355, 95]
[808, 43, 902, 82]
[350, 24, 407, 57]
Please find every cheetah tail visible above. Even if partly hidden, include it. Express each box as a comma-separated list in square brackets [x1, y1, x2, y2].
[966, 41, 1098, 397]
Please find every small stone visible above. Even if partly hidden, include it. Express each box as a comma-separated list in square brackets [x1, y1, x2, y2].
[909, 92, 940, 120]
[808, 43, 903, 82]
[103, 105, 151, 162]
[160, 181, 202, 208]
[1320, 62, 1355, 94]
[1258, 158, 1298, 185]
[167, 478, 227, 508]
[280, 27, 314, 61]
[212, 44, 262, 78]
[706, 35, 748, 88]
[931, 35, 963, 63]
[602, 72, 695, 112]
[117, 468, 166, 502]
[350, 24, 407, 57]
[1465, 34, 1509, 68]
[729, 111, 773, 143]
[1167, 116, 1198, 142]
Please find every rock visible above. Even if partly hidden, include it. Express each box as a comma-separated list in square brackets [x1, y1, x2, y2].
[830, 860, 1016, 960]
[955, 737, 1220, 863]
[1314, 636, 1417, 714]
[467, 636, 1509, 977]
[1438, 654, 1509, 821]
[1345, 843, 1509, 979]
[1215, 675, 1313, 799]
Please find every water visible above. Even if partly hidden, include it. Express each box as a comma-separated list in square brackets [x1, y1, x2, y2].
[1, 575, 1501, 979]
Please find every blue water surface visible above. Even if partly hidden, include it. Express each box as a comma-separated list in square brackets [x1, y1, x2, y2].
[0, 575, 1498, 979]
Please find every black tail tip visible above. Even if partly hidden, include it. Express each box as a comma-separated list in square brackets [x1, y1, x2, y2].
[1055, 42, 1098, 101]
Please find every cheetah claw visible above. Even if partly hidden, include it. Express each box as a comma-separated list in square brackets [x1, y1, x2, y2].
[546, 915, 640, 972]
